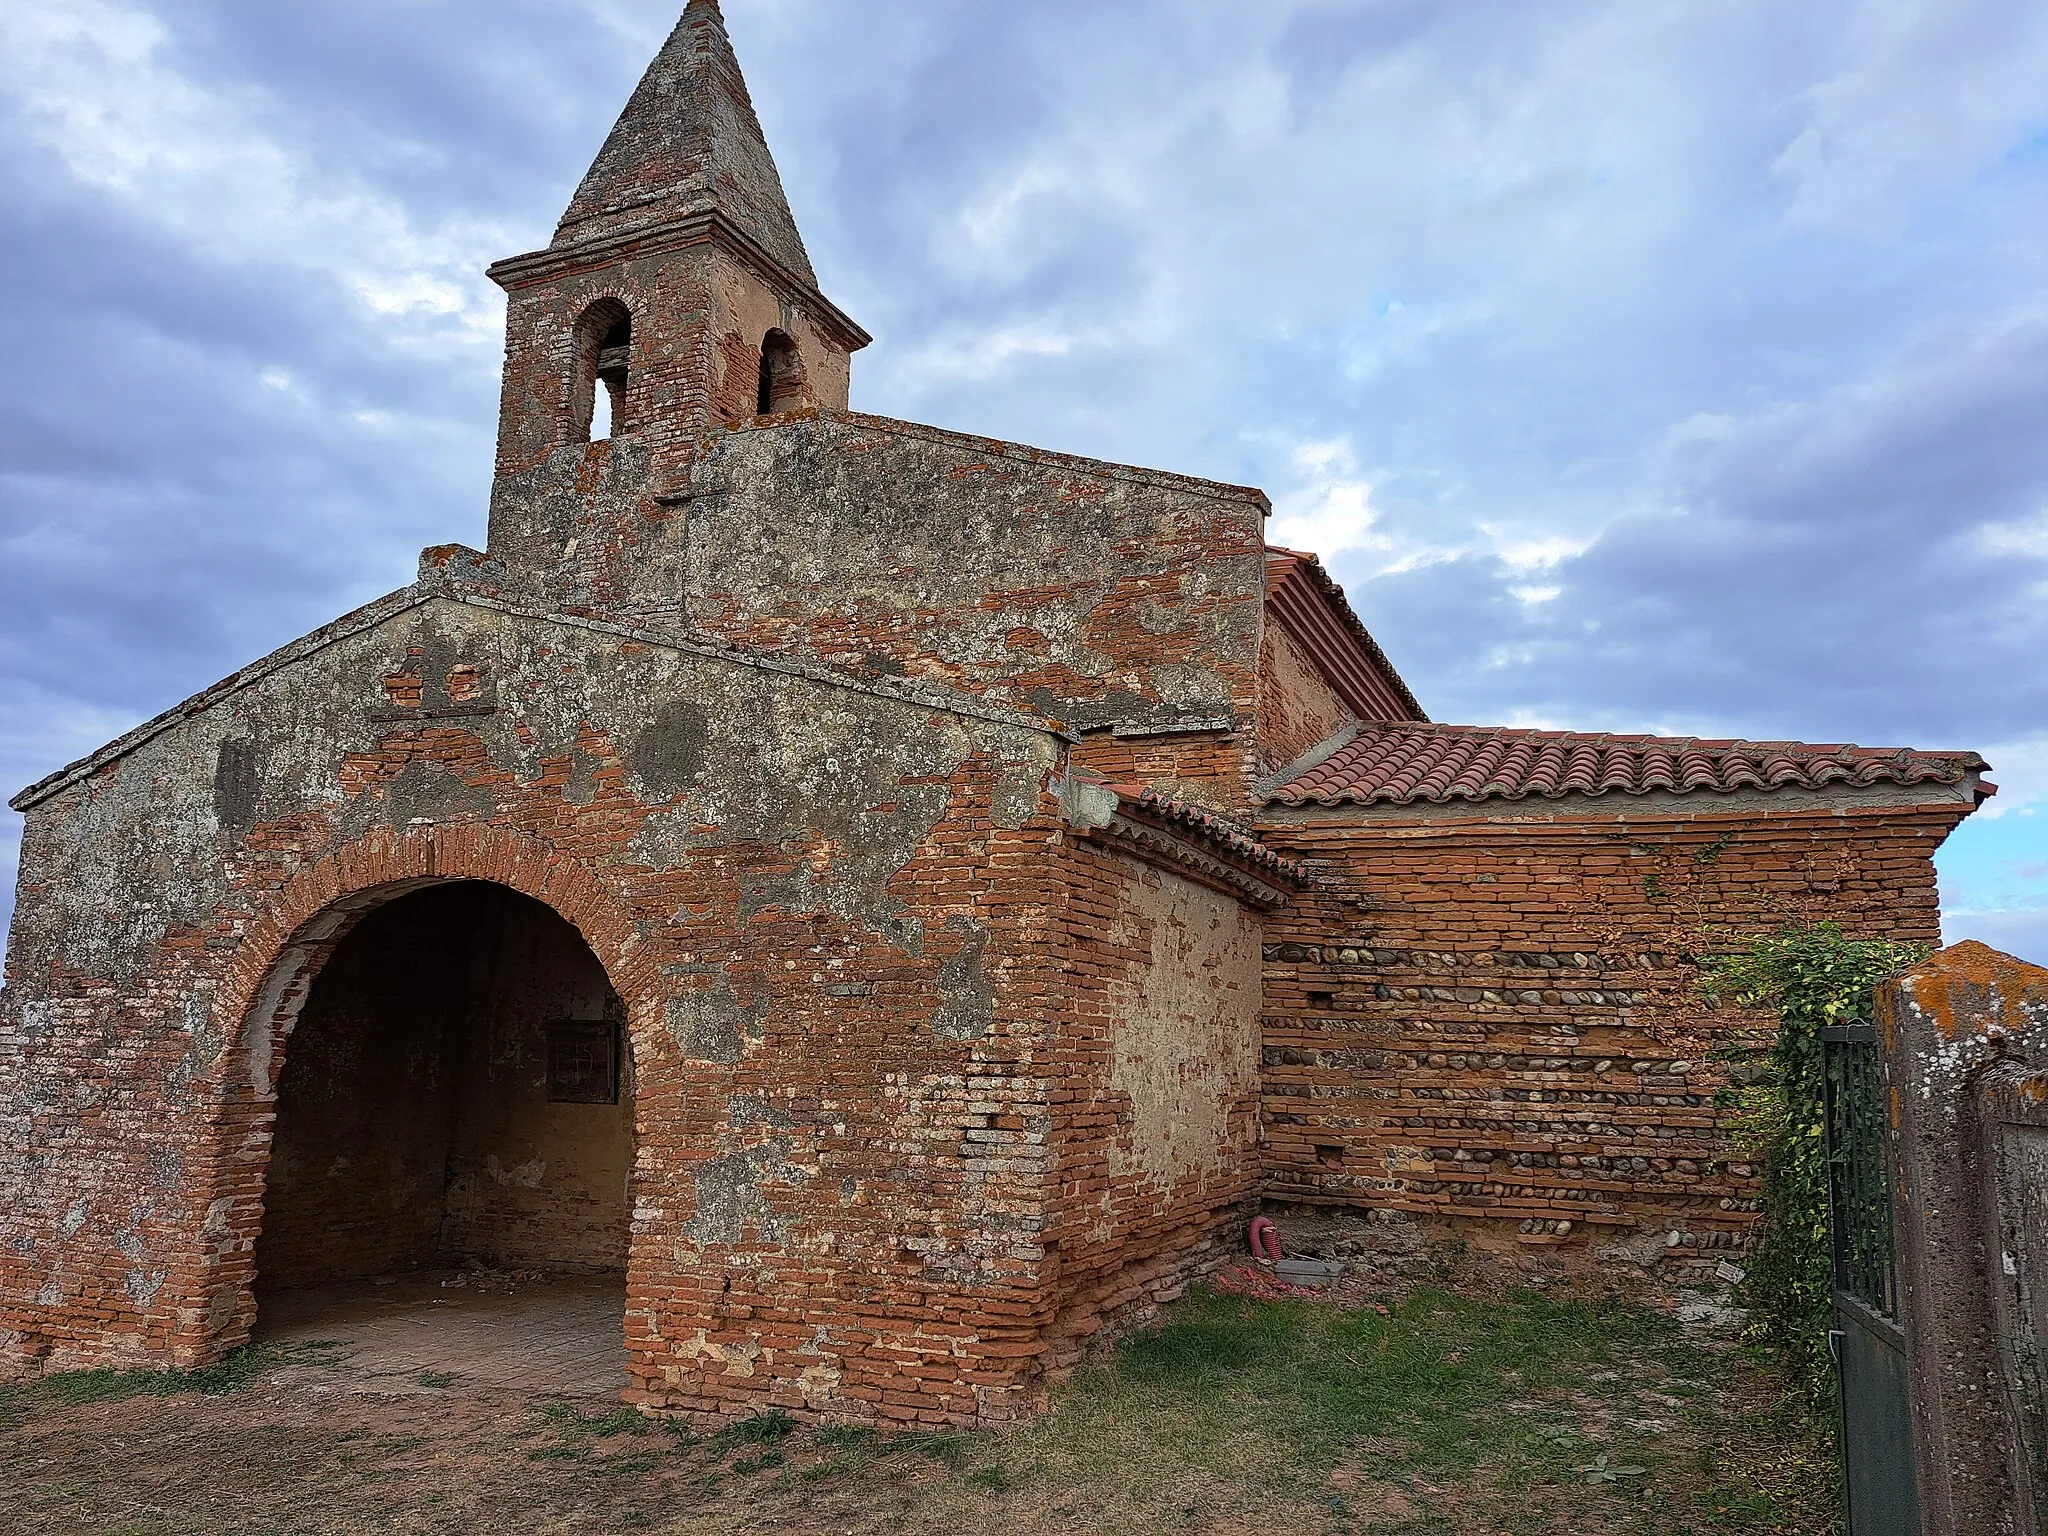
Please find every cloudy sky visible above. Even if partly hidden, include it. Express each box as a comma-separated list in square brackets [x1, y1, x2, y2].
[2, 0, 2045, 957]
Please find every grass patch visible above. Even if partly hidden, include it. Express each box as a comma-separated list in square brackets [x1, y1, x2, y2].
[886, 1284, 1807, 1532]
[799, 1454, 861, 1482]
[1083, 1284, 1697, 1483]
[889, 1430, 971, 1468]
[817, 1423, 878, 1450]
[541, 1401, 650, 1438]
[528, 1443, 589, 1462]
[711, 1408, 794, 1451]
[967, 1463, 1016, 1494]
[1, 1340, 341, 1422]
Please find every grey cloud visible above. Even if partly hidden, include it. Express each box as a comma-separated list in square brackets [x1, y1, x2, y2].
[1351, 310, 2048, 747]
[2, 0, 2045, 942]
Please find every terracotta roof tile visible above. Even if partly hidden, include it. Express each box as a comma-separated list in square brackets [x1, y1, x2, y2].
[1263, 546, 1427, 723]
[1115, 786, 1311, 886]
[1265, 724, 1989, 808]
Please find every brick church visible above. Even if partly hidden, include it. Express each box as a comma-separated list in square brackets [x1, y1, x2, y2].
[0, 1, 1988, 1424]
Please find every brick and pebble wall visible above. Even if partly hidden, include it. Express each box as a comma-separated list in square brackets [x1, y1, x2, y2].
[1256, 798, 1971, 1284]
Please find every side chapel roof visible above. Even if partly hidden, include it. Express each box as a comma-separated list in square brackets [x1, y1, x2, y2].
[1267, 722, 1991, 809]
[1264, 547, 1427, 724]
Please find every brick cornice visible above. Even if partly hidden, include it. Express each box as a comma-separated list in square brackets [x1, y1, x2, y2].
[1080, 806, 1300, 911]
[487, 210, 872, 353]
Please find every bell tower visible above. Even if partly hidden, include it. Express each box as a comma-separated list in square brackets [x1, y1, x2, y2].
[482, 0, 868, 595]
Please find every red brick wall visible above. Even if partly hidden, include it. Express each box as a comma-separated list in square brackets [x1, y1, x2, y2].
[490, 245, 851, 486]
[0, 605, 1044, 1416]
[0, 597, 1281, 1426]
[1256, 800, 1970, 1263]
[1068, 731, 1255, 816]
[1256, 618, 1355, 773]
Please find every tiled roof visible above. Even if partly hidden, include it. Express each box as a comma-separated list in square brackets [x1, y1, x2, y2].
[1264, 548, 1427, 723]
[1265, 723, 1990, 809]
[1125, 788, 1311, 886]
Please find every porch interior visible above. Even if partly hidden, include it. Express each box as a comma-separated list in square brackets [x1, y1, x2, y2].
[251, 881, 634, 1398]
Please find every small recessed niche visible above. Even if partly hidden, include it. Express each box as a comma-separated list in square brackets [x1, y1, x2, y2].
[756, 328, 807, 415]
[1307, 990, 1337, 1009]
[1316, 1144, 1346, 1169]
[546, 1018, 618, 1104]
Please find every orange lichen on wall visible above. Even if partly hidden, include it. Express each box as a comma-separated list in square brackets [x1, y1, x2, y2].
[1899, 940, 2048, 1042]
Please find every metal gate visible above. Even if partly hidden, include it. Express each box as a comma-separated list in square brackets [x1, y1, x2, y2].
[1820, 1022, 1922, 1536]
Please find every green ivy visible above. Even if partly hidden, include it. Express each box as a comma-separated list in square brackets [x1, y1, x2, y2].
[1704, 922, 1929, 1411]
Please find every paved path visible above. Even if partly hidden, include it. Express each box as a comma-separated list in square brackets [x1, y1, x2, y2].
[255, 1269, 628, 1400]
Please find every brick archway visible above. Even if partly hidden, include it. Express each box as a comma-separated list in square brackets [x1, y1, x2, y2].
[183, 824, 658, 1364]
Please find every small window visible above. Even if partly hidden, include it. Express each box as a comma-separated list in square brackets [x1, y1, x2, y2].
[594, 317, 630, 438]
[756, 328, 807, 415]
[547, 1019, 618, 1104]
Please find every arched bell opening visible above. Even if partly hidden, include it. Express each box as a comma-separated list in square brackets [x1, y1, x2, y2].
[571, 298, 634, 443]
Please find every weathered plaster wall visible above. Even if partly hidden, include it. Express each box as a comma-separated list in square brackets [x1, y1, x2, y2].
[479, 407, 1272, 822]
[1256, 619, 1355, 773]
[704, 258, 851, 424]
[1256, 797, 1971, 1275]
[0, 591, 1092, 1426]
[1038, 847, 1262, 1369]
[254, 889, 461, 1291]
[674, 412, 1270, 761]
[436, 883, 632, 1273]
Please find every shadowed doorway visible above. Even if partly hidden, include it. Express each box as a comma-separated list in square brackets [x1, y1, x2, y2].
[253, 881, 632, 1397]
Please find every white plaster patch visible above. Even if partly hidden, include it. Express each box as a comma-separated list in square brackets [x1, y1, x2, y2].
[1105, 866, 1261, 1189]
[58, 1197, 91, 1238]
[484, 1155, 546, 1189]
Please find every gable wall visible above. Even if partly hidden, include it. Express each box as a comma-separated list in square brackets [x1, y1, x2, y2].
[0, 598, 1108, 1425]
[671, 414, 1270, 811]
[1256, 797, 1971, 1278]
[1257, 618, 1357, 774]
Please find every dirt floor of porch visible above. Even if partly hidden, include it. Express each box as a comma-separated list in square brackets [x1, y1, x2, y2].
[254, 1268, 627, 1401]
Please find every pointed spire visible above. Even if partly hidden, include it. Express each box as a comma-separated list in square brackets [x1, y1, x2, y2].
[553, 2, 817, 287]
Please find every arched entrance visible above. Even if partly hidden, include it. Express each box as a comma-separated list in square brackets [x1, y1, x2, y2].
[249, 879, 634, 1396]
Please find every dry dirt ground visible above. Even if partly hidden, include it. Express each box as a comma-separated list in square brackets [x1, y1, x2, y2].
[1, 1277, 1836, 1536]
